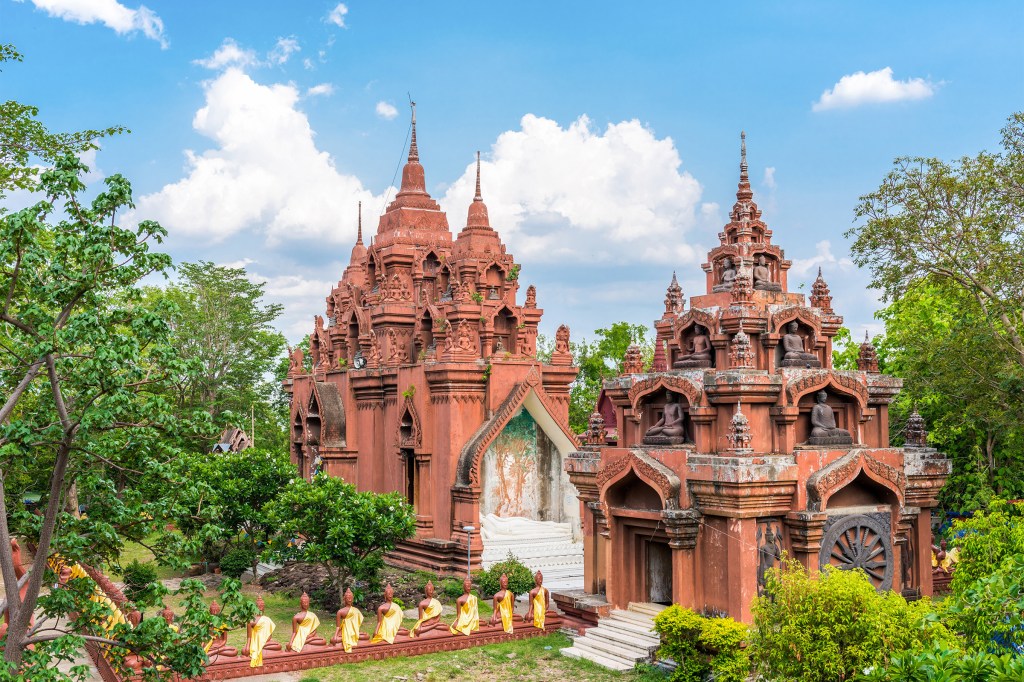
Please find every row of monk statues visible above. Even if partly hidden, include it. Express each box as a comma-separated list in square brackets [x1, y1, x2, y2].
[640, 390, 853, 447]
[674, 320, 821, 369]
[235, 571, 553, 668]
[714, 255, 782, 293]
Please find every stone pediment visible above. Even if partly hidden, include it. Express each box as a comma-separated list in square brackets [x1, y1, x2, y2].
[806, 449, 905, 512]
[596, 449, 681, 510]
[312, 381, 346, 447]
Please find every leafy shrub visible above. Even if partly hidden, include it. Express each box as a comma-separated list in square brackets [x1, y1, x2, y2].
[749, 560, 955, 682]
[477, 552, 534, 597]
[120, 559, 159, 608]
[220, 547, 257, 579]
[942, 553, 1024, 654]
[856, 645, 1024, 681]
[653, 605, 749, 682]
[440, 577, 465, 600]
[948, 499, 1024, 594]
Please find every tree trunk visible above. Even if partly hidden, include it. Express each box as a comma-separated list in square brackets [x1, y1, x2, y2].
[986, 433, 996, 489]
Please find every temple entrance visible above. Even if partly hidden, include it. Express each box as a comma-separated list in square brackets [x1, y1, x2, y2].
[478, 405, 582, 590]
[646, 540, 673, 604]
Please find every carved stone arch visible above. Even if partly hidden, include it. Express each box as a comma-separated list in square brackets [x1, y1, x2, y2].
[455, 381, 579, 487]
[807, 449, 905, 512]
[786, 371, 869, 409]
[675, 309, 719, 338]
[398, 395, 423, 450]
[712, 245, 741, 262]
[596, 449, 681, 510]
[420, 250, 442, 276]
[628, 375, 705, 416]
[770, 306, 822, 336]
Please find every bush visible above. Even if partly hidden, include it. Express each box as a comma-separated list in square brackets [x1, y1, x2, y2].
[948, 499, 1024, 594]
[439, 577, 465, 600]
[856, 645, 1024, 681]
[653, 605, 749, 682]
[749, 560, 955, 682]
[119, 559, 160, 610]
[942, 553, 1024, 654]
[476, 552, 534, 597]
[220, 547, 257, 579]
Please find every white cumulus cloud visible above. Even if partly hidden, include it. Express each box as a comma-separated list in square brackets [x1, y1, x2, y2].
[790, 240, 854, 281]
[306, 83, 334, 97]
[440, 114, 704, 265]
[762, 166, 776, 190]
[375, 101, 398, 120]
[193, 38, 258, 70]
[326, 3, 348, 28]
[30, 0, 167, 47]
[268, 36, 300, 65]
[812, 67, 936, 112]
[136, 68, 388, 246]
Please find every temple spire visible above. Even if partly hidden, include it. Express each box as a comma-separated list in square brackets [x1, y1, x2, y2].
[474, 151, 482, 202]
[736, 130, 753, 203]
[740, 130, 748, 182]
[356, 201, 363, 245]
[409, 99, 419, 162]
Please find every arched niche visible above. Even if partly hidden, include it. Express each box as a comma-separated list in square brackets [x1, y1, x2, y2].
[483, 263, 504, 296]
[795, 388, 858, 446]
[422, 251, 441, 277]
[606, 471, 664, 511]
[637, 387, 693, 445]
[827, 471, 898, 509]
[438, 266, 453, 300]
[776, 318, 820, 369]
[491, 306, 517, 354]
[291, 409, 305, 471]
[417, 311, 434, 357]
[673, 319, 715, 369]
[751, 251, 782, 292]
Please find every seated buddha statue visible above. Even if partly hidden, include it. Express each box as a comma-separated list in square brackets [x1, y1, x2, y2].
[780, 321, 821, 367]
[409, 580, 444, 638]
[449, 578, 480, 636]
[643, 391, 688, 445]
[489, 573, 515, 634]
[242, 596, 281, 668]
[673, 325, 714, 368]
[713, 257, 738, 292]
[752, 255, 782, 291]
[524, 571, 550, 630]
[204, 601, 238, 660]
[370, 583, 408, 644]
[331, 587, 368, 652]
[287, 592, 327, 652]
[806, 391, 853, 445]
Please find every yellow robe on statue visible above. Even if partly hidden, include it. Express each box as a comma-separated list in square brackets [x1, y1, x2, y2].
[249, 615, 276, 668]
[339, 607, 364, 653]
[531, 587, 547, 629]
[449, 594, 479, 636]
[497, 591, 514, 634]
[291, 611, 321, 652]
[370, 602, 403, 644]
[410, 598, 442, 637]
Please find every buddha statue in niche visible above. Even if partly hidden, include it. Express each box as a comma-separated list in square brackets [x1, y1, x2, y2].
[806, 390, 853, 446]
[642, 391, 689, 445]
[673, 324, 713, 368]
[713, 257, 738, 292]
[753, 255, 782, 291]
[780, 321, 821, 368]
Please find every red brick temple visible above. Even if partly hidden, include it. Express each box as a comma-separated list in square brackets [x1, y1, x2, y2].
[284, 107, 583, 585]
[559, 133, 952, 624]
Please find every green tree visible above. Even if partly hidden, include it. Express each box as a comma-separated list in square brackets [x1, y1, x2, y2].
[154, 261, 286, 451]
[0, 46, 254, 677]
[264, 475, 416, 604]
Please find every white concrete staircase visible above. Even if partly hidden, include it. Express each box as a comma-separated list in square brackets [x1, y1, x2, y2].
[480, 515, 584, 590]
[560, 602, 667, 671]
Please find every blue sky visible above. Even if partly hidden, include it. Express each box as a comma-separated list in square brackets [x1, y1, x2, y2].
[3, 1, 1022, 345]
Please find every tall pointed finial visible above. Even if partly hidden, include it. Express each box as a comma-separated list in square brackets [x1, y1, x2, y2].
[740, 130, 748, 181]
[474, 151, 482, 202]
[356, 201, 363, 244]
[408, 98, 419, 162]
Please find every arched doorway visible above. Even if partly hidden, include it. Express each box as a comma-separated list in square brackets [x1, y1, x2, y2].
[606, 471, 673, 605]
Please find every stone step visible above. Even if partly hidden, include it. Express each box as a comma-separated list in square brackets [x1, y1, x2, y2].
[588, 622, 659, 645]
[585, 626, 660, 654]
[569, 637, 648, 668]
[600, 616, 658, 640]
[560, 645, 634, 672]
[609, 609, 657, 628]
[628, 601, 669, 617]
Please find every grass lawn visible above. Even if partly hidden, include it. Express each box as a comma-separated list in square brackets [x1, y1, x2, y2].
[111, 539, 184, 581]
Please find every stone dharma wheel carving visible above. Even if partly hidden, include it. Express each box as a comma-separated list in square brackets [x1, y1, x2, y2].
[818, 514, 893, 590]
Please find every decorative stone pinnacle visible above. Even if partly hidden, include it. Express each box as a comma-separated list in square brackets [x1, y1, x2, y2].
[474, 151, 482, 202]
[664, 270, 684, 314]
[356, 201, 363, 244]
[727, 400, 753, 453]
[409, 99, 418, 162]
[810, 267, 833, 313]
[905, 406, 928, 447]
[857, 330, 880, 373]
[740, 130, 748, 179]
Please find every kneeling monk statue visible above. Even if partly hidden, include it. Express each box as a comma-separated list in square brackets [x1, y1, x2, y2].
[370, 583, 408, 644]
[449, 578, 480, 636]
[243, 596, 281, 668]
[204, 601, 238, 660]
[409, 580, 444, 638]
[807, 390, 853, 446]
[287, 592, 327, 652]
[524, 571, 550, 630]
[490, 573, 515, 634]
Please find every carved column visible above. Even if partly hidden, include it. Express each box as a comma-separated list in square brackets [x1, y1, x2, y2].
[565, 450, 603, 595]
[785, 511, 827, 574]
[770, 406, 799, 453]
[896, 507, 919, 599]
[664, 509, 701, 610]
